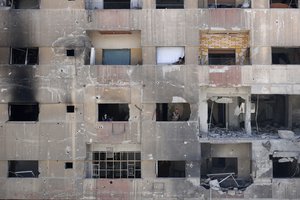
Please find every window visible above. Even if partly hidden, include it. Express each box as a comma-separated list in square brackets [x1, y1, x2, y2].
[272, 48, 300, 64]
[211, 157, 238, 174]
[90, 151, 141, 178]
[156, 47, 185, 65]
[156, 0, 184, 9]
[104, 0, 130, 9]
[156, 103, 191, 121]
[0, 0, 12, 7]
[103, 49, 131, 65]
[66, 105, 75, 113]
[8, 160, 39, 178]
[11, 0, 40, 9]
[157, 161, 185, 177]
[65, 162, 73, 169]
[8, 103, 39, 121]
[98, 104, 129, 121]
[272, 157, 300, 178]
[270, 0, 298, 8]
[208, 49, 236, 65]
[10, 47, 39, 65]
[66, 49, 75, 57]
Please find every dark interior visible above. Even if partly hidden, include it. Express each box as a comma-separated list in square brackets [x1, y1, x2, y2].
[157, 161, 185, 177]
[66, 105, 75, 113]
[13, 0, 40, 9]
[208, 49, 236, 65]
[11, 48, 39, 65]
[270, 0, 298, 8]
[104, 0, 130, 9]
[156, 0, 184, 9]
[272, 48, 300, 64]
[98, 104, 129, 121]
[272, 157, 300, 178]
[66, 49, 75, 57]
[9, 103, 39, 121]
[156, 103, 191, 121]
[8, 160, 39, 178]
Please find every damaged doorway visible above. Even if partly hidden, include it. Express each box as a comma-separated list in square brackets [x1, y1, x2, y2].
[208, 97, 245, 131]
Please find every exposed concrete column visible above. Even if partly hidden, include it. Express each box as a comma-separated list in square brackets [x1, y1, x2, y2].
[228, 97, 239, 128]
[288, 95, 293, 129]
[185, 0, 198, 9]
[245, 95, 252, 135]
[251, 47, 272, 65]
[143, 0, 155, 9]
[142, 47, 156, 64]
[199, 87, 208, 134]
[185, 46, 198, 65]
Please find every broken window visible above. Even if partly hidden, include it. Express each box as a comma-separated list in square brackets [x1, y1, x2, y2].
[201, 143, 252, 190]
[66, 49, 75, 57]
[8, 103, 39, 121]
[272, 47, 300, 64]
[0, 0, 12, 7]
[8, 160, 39, 178]
[251, 95, 288, 133]
[156, 0, 184, 9]
[11, 0, 40, 9]
[208, 97, 245, 131]
[156, 103, 191, 121]
[103, 49, 131, 65]
[156, 47, 185, 65]
[208, 49, 236, 65]
[10, 47, 39, 65]
[89, 151, 141, 178]
[272, 157, 300, 178]
[270, 0, 298, 8]
[98, 104, 129, 121]
[157, 161, 185, 177]
[66, 105, 75, 113]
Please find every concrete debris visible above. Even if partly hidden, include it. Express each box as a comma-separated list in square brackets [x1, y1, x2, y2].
[278, 130, 295, 139]
[209, 179, 220, 191]
[278, 157, 294, 163]
[262, 141, 271, 151]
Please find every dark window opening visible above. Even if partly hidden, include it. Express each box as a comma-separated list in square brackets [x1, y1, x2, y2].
[103, 49, 131, 65]
[65, 162, 73, 169]
[210, 157, 238, 174]
[208, 0, 236, 8]
[251, 95, 288, 133]
[157, 161, 185, 178]
[12, 0, 40, 9]
[104, 0, 130, 9]
[0, 0, 12, 7]
[272, 157, 300, 178]
[98, 104, 129, 121]
[67, 105, 75, 113]
[89, 151, 141, 179]
[156, 0, 184, 9]
[66, 49, 75, 57]
[10, 47, 39, 65]
[208, 97, 245, 130]
[270, 0, 298, 8]
[9, 103, 39, 121]
[272, 48, 300, 64]
[8, 161, 39, 178]
[208, 49, 236, 65]
[156, 103, 191, 121]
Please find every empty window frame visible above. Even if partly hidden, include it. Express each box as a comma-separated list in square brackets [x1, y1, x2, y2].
[156, 47, 185, 64]
[8, 160, 39, 178]
[91, 151, 141, 178]
[10, 47, 39, 65]
[272, 48, 300, 64]
[98, 104, 129, 121]
[210, 157, 238, 174]
[65, 162, 73, 169]
[272, 157, 300, 178]
[270, 0, 298, 8]
[11, 0, 40, 9]
[66, 105, 75, 113]
[206, 0, 250, 8]
[156, 103, 191, 121]
[157, 161, 186, 177]
[251, 95, 288, 131]
[66, 49, 75, 57]
[103, 49, 131, 65]
[156, 0, 184, 8]
[8, 103, 39, 121]
[208, 49, 236, 65]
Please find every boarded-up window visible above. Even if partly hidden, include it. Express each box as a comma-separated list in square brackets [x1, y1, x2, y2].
[103, 49, 131, 65]
[157, 47, 185, 64]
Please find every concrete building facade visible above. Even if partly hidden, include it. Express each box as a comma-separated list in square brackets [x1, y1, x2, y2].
[0, 0, 300, 199]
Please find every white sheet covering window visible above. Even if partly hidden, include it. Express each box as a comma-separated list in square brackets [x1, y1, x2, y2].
[156, 47, 184, 64]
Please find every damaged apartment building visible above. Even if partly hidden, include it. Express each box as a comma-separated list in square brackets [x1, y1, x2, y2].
[1, 0, 300, 199]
